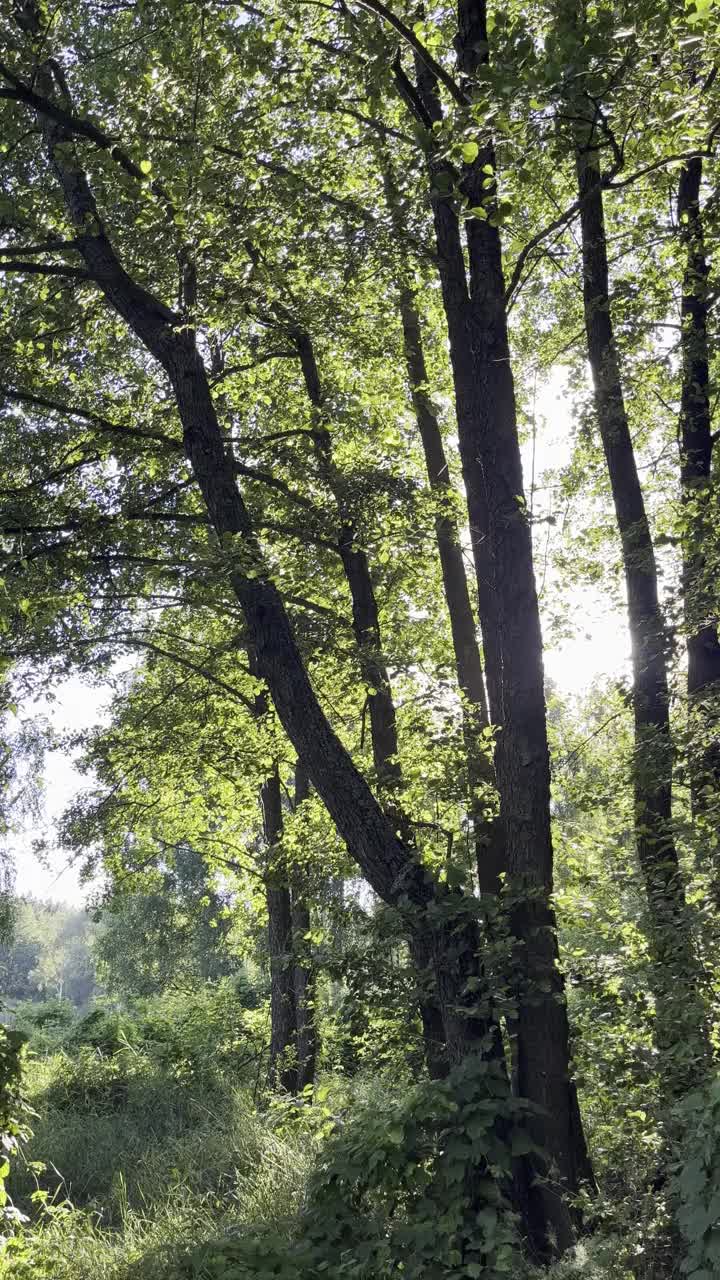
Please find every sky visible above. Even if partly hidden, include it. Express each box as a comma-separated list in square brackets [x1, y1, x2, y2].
[11, 676, 113, 906]
[7, 374, 631, 907]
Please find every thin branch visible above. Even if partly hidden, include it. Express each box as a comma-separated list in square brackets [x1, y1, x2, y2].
[1, 386, 183, 452]
[0, 259, 88, 278]
[350, 0, 466, 106]
[0, 60, 175, 215]
[210, 348, 297, 385]
[110, 631, 255, 709]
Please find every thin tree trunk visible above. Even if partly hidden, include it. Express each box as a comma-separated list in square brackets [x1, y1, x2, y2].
[380, 144, 503, 896]
[396, 283, 504, 896]
[398, 0, 593, 1251]
[261, 763, 298, 1092]
[292, 763, 318, 1094]
[677, 156, 720, 830]
[249, 652, 298, 1093]
[293, 326, 449, 1076]
[574, 117, 708, 1067]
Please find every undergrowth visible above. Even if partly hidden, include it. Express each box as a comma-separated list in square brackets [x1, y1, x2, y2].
[3, 1037, 717, 1279]
[3, 1048, 308, 1280]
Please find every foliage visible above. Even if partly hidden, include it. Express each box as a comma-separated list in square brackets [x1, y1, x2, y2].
[0, 0, 718, 1274]
[0, 1022, 31, 1245]
[0, 898, 98, 1007]
[178, 1058, 521, 1280]
[93, 846, 238, 999]
[671, 1079, 720, 1279]
[3, 1041, 309, 1280]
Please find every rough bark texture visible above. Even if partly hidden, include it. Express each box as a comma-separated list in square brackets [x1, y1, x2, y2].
[575, 123, 708, 1062]
[677, 157, 720, 827]
[402, 0, 593, 1252]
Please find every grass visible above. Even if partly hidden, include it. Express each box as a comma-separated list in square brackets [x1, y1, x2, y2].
[2, 1045, 691, 1280]
[4, 1050, 310, 1280]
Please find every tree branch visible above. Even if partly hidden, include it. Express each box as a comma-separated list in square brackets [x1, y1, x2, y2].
[350, 0, 467, 106]
[1, 385, 183, 452]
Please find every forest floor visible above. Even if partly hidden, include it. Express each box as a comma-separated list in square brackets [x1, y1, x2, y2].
[5, 1042, 682, 1280]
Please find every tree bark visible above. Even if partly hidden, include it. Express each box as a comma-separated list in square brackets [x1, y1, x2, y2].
[676, 156, 720, 828]
[399, 0, 593, 1252]
[574, 117, 708, 1069]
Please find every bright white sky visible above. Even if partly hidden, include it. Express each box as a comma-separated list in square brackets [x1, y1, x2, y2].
[8, 372, 631, 907]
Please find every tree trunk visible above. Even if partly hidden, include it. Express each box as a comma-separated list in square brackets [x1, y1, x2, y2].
[261, 764, 298, 1092]
[677, 156, 720, 830]
[400, 0, 593, 1251]
[250, 657, 298, 1093]
[293, 326, 450, 1075]
[574, 120, 708, 1070]
[396, 284, 504, 897]
[292, 763, 318, 1094]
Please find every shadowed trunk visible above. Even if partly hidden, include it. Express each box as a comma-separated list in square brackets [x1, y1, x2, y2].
[677, 157, 720, 837]
[574, 115, 708, 1072]
[261, 763, 297, 1092]
[292, 763, 318, 1094]
[396, 0, 594, 1252]
[250, 655, 298, 1092]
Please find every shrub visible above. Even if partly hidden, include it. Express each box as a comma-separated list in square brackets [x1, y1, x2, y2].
[671, 1076, 720, 1279]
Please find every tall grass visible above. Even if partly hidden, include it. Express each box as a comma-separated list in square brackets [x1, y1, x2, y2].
[5, 1050, 310, 1280]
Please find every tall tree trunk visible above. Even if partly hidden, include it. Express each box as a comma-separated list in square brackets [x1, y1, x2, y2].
[677, 156, 720, 832]
[396, 0, 593, 1252]
[574, 116, 708, 1070]
[293, 325, 449, 1076]
[396, 283, 504, 897]
[292, 763, 318, 1094]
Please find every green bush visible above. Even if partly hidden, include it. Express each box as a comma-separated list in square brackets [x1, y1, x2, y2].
[176, 1057, 523, 1280]
[9, 1046, 307, 1227]
[671, 1076, 720, 1279]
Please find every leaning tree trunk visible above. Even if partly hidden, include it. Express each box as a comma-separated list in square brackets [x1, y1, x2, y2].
[574, 117, 709, 1074]
[677, 156, 720, 839]
[24, 40, 506, 1086]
